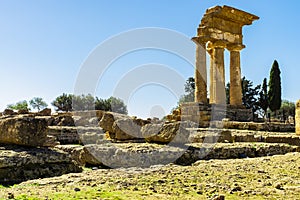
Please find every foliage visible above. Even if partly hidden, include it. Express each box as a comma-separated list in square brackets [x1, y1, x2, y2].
[108, 96, 128, 114]
[51, 93, 73, 112]
[29, 97, 48, 111]
[72, 94, 95, 111]
[225, 82, 230, 104]
[95, 96, 128, 114]
[7, 100, 30, 111]
[225, 76, 261, 112]
[95, 97, 111, 111]
[258, 78, 268, 117]
[52, 93, 128, 114]
[178, 77, 195, 105]
[271, 100, 295, 119]
[241, 76, 261, 111]
[184, 77, 195, 94]
[268, 60, 282, 112]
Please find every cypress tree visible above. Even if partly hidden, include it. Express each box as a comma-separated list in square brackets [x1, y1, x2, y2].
[258, 78, 268, 117]
[268, 60, 282, 113]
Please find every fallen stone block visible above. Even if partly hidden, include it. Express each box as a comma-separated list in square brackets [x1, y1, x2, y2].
[0, 145, 82, 185]
[0, 115, 48, 147]
[142, 122, 193, 144]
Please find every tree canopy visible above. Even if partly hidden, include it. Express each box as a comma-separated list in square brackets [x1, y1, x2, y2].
[177, 77, 195, 105]
[29, 97, 48, 111]
[52, 93, 128, 114]
[268, 60, 282, 112]
[95, 96, 128, 114]
[51, 93, 73, 112]
[258, 78, 268, 117]
[7, 100, 30, 111]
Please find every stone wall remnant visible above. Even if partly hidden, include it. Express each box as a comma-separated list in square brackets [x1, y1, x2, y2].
[296, 100, 300, 135]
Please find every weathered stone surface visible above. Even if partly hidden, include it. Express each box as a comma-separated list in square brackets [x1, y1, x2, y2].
[142, 122, 191, 144]
[99, 112, 151, 141]
[17, 109, 29, 114]
[54, 145, 85, 166]
[265, 135, 300, 146]
[222, 121, 295, 132]
[0, 115, 48, 147]
[0, 145, 82, 184]
[82, 143, 186, 168]
[177, 143, 300, 165]
[73, 110, 104, 120]
[48, 126, 105, 144]
[2, 109, 16, 116]
[99, 112, 129, 133]
[189, 129, 233, 143]
[68, 142, 300, 168]
[43, 135, 60, 147]
[166, 108, 182, 122]
[111, 118, 143, 140]
[37, 108, 51, 116]
[189, 128, 300, 145]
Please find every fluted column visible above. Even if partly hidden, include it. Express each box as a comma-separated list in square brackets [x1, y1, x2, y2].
[207, 41, 226, 105]
[193, 37, 207, 103]
[227, 44, 245, 107]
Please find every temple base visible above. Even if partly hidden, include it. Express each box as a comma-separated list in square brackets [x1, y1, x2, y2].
[180, 102, 253, 126]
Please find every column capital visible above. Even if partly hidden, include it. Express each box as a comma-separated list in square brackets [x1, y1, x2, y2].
[191, 37, 206, 47]
[208, 40, 227, 49]
[207, 41, 226, 55]
[227, 44, 245, 51]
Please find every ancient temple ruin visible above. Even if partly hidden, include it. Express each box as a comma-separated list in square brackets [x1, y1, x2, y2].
[181, 5, 259, 123]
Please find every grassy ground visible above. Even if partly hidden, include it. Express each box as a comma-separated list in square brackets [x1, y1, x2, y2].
[1, 152, 300, 200]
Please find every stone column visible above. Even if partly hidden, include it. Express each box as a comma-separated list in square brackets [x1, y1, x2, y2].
[296, 100, 300, 135]
[227, 44, 245, 107]
[193, 37, 207, 103]
[207, 41, 226, 105]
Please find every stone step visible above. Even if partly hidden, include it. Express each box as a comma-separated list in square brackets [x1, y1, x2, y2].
[48, 126, 106, 145]
[0, 145, 82, 185]
[189, 128, 300, 146]
[55, 142, 300, 168]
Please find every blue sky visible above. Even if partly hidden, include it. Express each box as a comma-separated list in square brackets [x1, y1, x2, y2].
[0, 1, 299, 118]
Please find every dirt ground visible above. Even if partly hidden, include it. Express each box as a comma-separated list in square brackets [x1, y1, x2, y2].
[1, 152, 300, 200]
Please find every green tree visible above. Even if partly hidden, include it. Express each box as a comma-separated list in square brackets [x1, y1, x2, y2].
[29, 97, 48, 111]
[258, 78, 268, 118]
[7, 100, 30, 111]
[241, 77, 261, 111]
[107, 96, 128, 114]
[268, 60, 282, 113]
[52, 93, 73, 112]
[178, 77, 195, 105]
[95, 97, 111, 111]
[226, 76, 261, 112]
[95, 96, 128, 114]
[273, 100, 295, 120]
[72, 94, 95, 111]
[225, 82, 230, 104]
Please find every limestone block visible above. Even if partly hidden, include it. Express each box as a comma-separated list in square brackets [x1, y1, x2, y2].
[111, 118, 143, 140]
[142, 122, 191, 144]
[99, 112, 129, 133]
[0, 115, 48, 147]
[0, 145, 82, 184]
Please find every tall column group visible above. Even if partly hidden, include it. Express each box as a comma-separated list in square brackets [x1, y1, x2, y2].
[228, 44, 245, 107]
[193, 39, 244, 107]
[194, 39, 207, 104]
